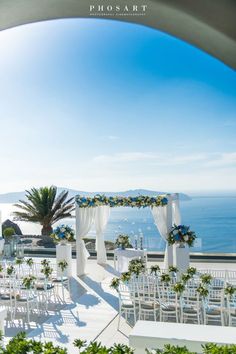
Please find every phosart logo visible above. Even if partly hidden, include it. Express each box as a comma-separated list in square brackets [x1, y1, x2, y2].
[89, 4, 148, 16]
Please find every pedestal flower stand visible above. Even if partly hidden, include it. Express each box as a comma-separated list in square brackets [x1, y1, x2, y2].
[173, 243, 189, 275]
[56, 243, 72, 277]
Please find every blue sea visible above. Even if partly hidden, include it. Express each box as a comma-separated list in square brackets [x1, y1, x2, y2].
[1, 197, 236, 253]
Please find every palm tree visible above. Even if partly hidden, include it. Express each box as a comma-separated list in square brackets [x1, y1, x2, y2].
[13, 186, 75, 236]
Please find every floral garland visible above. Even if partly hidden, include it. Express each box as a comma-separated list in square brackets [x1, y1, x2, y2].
[167, 224, 196, 247]
[75, 194, 168, 208]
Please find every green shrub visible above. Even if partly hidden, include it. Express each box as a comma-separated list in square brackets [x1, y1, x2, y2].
[173, 282, 185, 294]
[58, 260, 68, 272]
[0, 332, 236, 354]
[169, 266, 178, 273]
[0, 331, 67, 353]
[181, 273, 192, 284]
[120, 271, 131, 282]
[160, 273, 171, 284]
[128, 258, 145, 276]
[3, 227, 15, 240]
[200, 274, 213, 285]
[150, 265, 160, 275]
[202, 343, 236, 354]
[186, 267, 197, 276]
[146, 344, 197, 353]
[110, 277, 120, 291]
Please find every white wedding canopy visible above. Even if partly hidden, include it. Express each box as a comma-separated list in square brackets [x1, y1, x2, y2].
[151, 194, 181, 269]
[75, 193, 181, 276]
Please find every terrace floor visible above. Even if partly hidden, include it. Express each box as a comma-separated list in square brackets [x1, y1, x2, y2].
[3, 258, 236, 352]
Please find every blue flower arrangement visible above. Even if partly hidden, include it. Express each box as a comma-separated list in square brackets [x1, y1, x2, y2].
[76, 194, 168, 208]
[167, 224, 196, 247]
[51, 224, 75, 243]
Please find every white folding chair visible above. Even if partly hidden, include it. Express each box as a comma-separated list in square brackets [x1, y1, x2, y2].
[159, 286, 179, 323]
[13, 279, 38, 323]
[203, 289, 225, 326]
[180, 288, 203, 324]
[136, 277, 159, 321]
[226, 293, 236, 326]
[117, 282, 137, 329]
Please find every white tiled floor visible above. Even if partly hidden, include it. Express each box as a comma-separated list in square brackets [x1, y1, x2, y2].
[2, 258, 236, 352]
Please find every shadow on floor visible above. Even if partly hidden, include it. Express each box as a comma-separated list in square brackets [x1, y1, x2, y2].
[80, 275, 119, 311]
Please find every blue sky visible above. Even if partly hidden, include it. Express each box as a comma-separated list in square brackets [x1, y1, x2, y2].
[0, 19, 235, 194]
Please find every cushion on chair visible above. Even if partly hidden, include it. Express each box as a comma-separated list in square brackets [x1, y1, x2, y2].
[206, 306, 221, 315]
[161, 303, 176, 311]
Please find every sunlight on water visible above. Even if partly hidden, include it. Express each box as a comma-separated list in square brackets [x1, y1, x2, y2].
[1, 197, 236, 253]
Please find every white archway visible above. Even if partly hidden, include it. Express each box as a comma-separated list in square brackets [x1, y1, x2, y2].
[75, 193, 181, 276]
[0, 0, 235, 69]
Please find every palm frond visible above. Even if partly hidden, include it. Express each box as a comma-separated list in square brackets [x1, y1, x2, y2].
[13, 186, 74, 234]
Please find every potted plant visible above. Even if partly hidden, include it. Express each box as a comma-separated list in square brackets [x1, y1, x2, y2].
[169, 266, 179, 275]
[186, 267, 197, 277]
[6, 265, 15, 276]
[115, 234, 132, 250]
[41, 265, 53, 279]
[110, 277, 120, 291]
[160, 273, 171, 285]
[128, 258, 145, 276]
[181, 273, 192, 284]
[120, 271, 131, 283]
[22, 275, 36, 290]
[3, 227, 15, 243]
[51, 225, 75, 245]
[150, 265, 160, 276]
[200, 273, 213, 285]
[58, 259, 68, 273]
[225, 285, 236, 296]
[26, 258, 34, 267]
[196, 285, 209, 299]
[173, 282, 185, 295]
[15, 257, 24, 266]
[41, 259, 50, 267]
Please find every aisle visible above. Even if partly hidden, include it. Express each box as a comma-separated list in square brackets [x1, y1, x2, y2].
[27, 262, 118, 353]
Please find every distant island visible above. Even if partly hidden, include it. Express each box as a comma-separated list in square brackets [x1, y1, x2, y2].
[0, 188, 191, 203]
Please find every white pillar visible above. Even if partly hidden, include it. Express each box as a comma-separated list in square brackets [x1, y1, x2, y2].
[166, 194, 173, 267]
[56, 243, 72, 277]
[75, 205, 81, 276]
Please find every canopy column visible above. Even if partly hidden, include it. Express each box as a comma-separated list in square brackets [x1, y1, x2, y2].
[95, 205, 110, 265]
[76, 205, 95, 276]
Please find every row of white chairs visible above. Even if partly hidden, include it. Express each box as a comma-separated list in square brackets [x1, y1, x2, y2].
[0, 259, 71, 323]
[117, 274, 236, 329]
[148, 268, 236, 284]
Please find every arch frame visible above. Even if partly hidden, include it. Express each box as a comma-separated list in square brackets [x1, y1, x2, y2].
[0, 0, 235, 69]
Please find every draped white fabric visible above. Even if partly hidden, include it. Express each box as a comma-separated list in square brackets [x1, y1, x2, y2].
[172, 194, 189, 266]
[95, 205, 110, 265]
[172, 195, 181, 225]
[151, 204, 168, 244]
[75, 205, 95, 276]
[151, 202, 172, 269]
[151, 194, 181, 269]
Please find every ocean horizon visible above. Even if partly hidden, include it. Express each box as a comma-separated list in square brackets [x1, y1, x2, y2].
[1, 196, 236, 253]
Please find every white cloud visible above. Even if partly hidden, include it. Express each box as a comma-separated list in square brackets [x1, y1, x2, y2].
[100, 135, 120, 141]
[206, 152, 236, 167]
[94, 152, 157, 163]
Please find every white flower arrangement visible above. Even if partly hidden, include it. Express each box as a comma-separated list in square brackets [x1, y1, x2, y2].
[51, 224, 75, 243]
[167, 224, 196, 247]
